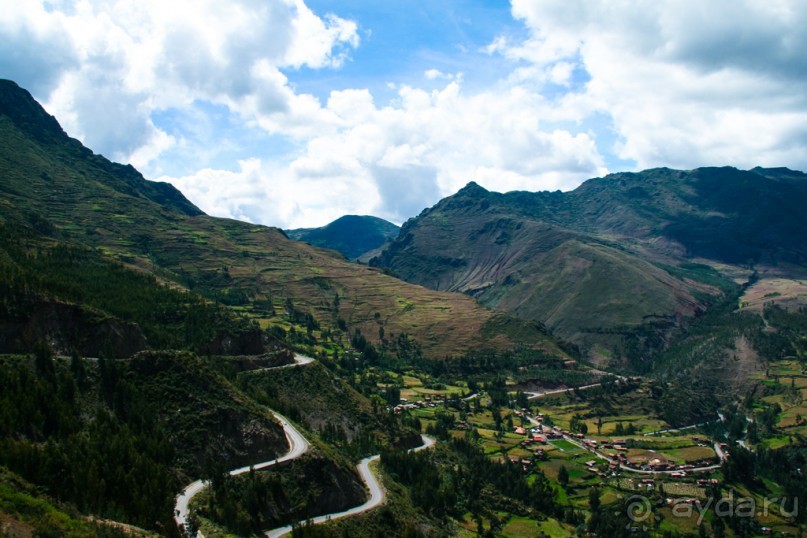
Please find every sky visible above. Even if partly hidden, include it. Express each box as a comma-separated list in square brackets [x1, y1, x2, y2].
[2, 1, 807, 228]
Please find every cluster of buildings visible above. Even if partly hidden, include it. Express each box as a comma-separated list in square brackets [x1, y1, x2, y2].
[639, 459, 715, 473]
[508, 455, 539, 473]
[584, 456, 625, 476]
[391, 396, 441, 414]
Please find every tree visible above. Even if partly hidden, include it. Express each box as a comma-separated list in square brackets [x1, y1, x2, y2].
[723, 444, 757, 487]
[33, 340, 55, 380]
[588, 486, 601, 512]
[570, 413, 588, 434]
[70, 349, 87, 390]
[558, 465, 569, 488]
[516, 390, 529, 409]
[711, 515, 726, 538]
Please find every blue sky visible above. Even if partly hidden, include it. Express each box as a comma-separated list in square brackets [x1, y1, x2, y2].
[296, 1, 526, 94]
[3, 1, 807, 228]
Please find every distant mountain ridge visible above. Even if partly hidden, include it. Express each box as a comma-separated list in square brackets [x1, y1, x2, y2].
[286, 215, 399, 259]
[371, 167, 807, 366]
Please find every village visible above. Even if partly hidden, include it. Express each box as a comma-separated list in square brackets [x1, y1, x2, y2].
[377, 370, 802, 536]
[394, 394, 724, 476]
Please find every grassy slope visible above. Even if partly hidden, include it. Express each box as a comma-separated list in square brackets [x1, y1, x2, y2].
[193, 447, 368, 535]
[239, 361, 380, 439]
[0, 224, 273, 357]
[286, 460, 448, 537]
[149, 215, 558, 358]
[125, 351, 288, 475]
[0, 81, 563, 361]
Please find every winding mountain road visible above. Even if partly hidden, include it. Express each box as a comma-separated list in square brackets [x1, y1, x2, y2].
[525, 375, 629, 400]
[265, 435, 435, 538]
[174, 355, 312, 534]
[270, 354, 315, 369]
[174, 354, 436, 537]
[642, 422, 709, 436]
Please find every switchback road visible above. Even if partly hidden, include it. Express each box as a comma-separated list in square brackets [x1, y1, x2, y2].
[175, 354, 435, 538]
[265, 435, 435, 538]
[174, 355, 312, 534]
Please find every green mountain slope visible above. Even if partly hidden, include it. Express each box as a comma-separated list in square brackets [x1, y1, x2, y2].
[286, 214, 399, 259]
[371, 169, 807, 366]
[567, 166, 807, 264]
[0, 79, 563, 360]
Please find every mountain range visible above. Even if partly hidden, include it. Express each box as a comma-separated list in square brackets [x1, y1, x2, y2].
[0, 78, 566, 361]
[369, 169, 807, 366]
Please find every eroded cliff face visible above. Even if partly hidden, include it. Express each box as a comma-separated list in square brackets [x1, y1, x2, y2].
[201, 328, 274, 356]
[0, 293, 291, 359]
[0, 298, 146, 358]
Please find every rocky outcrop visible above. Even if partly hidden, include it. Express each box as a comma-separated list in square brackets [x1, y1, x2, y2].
[0, 298, 146, 358]
[201, 327, 273, 356]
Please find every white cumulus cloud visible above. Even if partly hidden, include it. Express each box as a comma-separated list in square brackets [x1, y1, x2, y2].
[159, 79, 607, 228]
[504, 0, 807, 171]
[0, 0, 359, 166]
